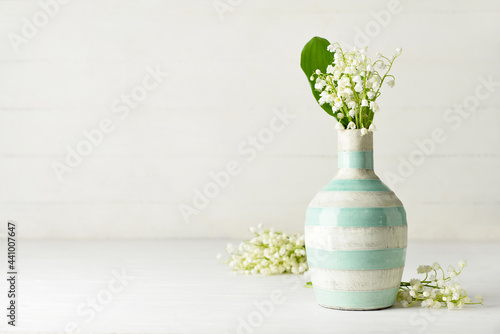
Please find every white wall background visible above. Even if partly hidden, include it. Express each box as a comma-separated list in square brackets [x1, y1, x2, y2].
[0, 0, 499, 240]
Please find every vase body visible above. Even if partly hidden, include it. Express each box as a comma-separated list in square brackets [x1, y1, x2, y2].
[305, 129, 407, 310]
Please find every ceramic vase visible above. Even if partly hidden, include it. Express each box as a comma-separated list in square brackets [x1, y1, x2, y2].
[305, 129, 407, 310]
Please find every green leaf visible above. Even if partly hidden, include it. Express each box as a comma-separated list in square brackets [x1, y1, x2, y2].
[304, 281, 313, 288]
[300, 36, 335, 116]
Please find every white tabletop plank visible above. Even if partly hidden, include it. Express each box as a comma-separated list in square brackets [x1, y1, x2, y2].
[0, 239, 498, 333]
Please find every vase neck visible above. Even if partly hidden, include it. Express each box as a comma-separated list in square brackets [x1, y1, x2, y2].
[337, 130, 374, 170]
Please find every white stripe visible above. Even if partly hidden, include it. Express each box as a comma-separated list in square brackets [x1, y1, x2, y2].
[309, 191, 403, 208]
[305, 226, 407, 251]
[335, 169, 378, 180]
[337, 129, 373, 151]
[310, 266, 404, 291]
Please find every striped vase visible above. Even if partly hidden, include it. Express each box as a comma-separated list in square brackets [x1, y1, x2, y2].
[305, 129, 407, 310]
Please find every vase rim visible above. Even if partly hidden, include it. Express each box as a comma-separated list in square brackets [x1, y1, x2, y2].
[337, 129, 372, 133]
[337, 128, 373, 152]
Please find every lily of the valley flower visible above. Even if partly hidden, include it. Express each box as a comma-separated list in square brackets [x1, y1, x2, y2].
[347, 121, 356, 129]
[370, 101, 379, 112]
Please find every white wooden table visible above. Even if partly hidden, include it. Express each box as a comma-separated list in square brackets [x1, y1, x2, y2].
[1, 240, 498, 333]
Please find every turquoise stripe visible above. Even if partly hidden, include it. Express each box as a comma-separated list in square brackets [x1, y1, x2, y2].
[321, 179, 390, 192]
[305, 207, 407, 227]
[306, 247, 406, 270]
[338, 151, 373, 169]
[314, 287, 398, 309]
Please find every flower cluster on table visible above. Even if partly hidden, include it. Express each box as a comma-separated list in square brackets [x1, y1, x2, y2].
[397, 260, 484, 309]
[218, 224, 308, 275]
